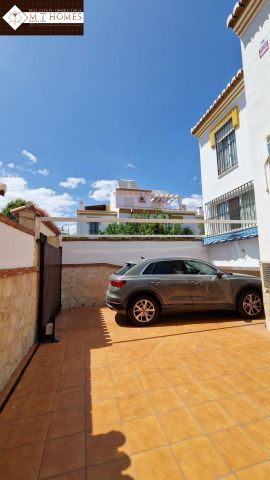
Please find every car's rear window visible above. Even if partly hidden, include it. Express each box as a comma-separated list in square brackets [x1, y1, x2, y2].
[142, 260, 186, 275]
[115, 263, 135, 275]
[142, 262, 155, 275]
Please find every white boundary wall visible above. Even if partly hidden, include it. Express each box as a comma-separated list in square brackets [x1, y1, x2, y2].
[62, 238, 260, 270]
[0, 221, 35, 269]
[208, 237, 260, 270]
[62, 240, 210, 265]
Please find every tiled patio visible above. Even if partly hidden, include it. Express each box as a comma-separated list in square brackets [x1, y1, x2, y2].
[1, 307, 270, 479]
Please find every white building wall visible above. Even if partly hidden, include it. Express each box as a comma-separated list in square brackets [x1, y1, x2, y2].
[113, 190, 152, 209]
[240, 0, 270, 261]
[0, 221, 35, 269]
[199, 90, 254, 205]
[62, 240, 210, 266]
[62, 238, 260, 270]
[208, 237, 260, 270]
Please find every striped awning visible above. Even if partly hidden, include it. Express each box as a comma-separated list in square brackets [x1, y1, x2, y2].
[203, 227, 258, 245]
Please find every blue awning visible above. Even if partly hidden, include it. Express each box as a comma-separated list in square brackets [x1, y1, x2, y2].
[203, 227, 258, 245]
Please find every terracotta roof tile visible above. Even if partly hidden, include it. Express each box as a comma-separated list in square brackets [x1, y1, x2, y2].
[116, 188, 152, 192]
[191, 69, 244, 136]
[11, 204, 61, 235]
[227, 0, 251, 29]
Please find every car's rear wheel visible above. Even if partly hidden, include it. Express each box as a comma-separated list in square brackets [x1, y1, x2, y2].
[237, 289, 264, 319]
[127, 295, 160, 326]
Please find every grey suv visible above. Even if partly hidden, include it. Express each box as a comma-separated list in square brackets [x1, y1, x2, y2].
[106, 257, 263, 326]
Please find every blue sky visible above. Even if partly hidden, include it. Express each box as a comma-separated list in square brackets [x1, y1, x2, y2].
[0, 0, 241, 215]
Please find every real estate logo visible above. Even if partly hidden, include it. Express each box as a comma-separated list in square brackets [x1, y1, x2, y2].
[0, 1, 84, 35]
[3, 5, 27, 30]
[259, 37, 269, 59]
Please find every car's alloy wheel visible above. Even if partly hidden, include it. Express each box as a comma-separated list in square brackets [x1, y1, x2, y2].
[128, 295, 160, 326]
[242, 293, 262, 316]
[237, 289, 263, 319]
[133, 299, 156, 323]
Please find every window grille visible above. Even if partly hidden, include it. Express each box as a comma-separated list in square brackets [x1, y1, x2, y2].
[215, 118, 238, 175]
[204, 181, 256, 236]
[89, 222, 99, 235]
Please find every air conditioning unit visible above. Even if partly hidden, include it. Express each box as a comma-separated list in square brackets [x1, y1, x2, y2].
[139, 196, 146, 203]
[262, 263, 270, 290]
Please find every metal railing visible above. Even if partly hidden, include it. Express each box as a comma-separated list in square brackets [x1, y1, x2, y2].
[35, 214, 257, 240]
[204, 181, 256, 236]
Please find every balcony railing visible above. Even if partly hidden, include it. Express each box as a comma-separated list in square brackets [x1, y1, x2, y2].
[35, 214, 257, 241]
[204, 181, 256, 236]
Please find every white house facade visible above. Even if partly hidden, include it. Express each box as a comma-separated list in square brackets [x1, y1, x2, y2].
[77, 180, 203, 235]
[227, 0, 270, 326]
[192, 70, 257, 243]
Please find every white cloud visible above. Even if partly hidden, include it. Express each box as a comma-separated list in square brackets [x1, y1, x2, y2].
[89, 179, 118, 201]
[38, 169, 50, 176]
[22, 149, 37, 163]
[7, 163, 15, 168]
[182, 194, 203, 210]
[59, 177, 86, 189]
[0, 176, 76, 216]
[125, 163, 136, 169]
[0, 161, 2, 167]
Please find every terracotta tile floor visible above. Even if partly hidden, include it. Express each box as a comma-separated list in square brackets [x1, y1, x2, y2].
[1, 307, 270, 479]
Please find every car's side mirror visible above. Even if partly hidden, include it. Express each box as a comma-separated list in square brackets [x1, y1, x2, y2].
[216, 271, 223, 279]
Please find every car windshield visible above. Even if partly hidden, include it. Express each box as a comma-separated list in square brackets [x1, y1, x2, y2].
[115, 263, 135, 275]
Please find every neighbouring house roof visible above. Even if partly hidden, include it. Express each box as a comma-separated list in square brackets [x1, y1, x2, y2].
[77, 210, 117, 216]
[11, 203, 61, 235]
[191, 69, 244, 138]
[116, 188, 152, 193]
[84, 204, 107, 211]
[227, 0, 264, 33]
[0, 183, 7, 196]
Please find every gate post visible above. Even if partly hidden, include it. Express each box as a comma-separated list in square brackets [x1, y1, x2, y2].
[38, 237, 46, 342]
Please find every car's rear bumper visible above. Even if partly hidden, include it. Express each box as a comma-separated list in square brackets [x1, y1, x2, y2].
[106, 297, 125, 312]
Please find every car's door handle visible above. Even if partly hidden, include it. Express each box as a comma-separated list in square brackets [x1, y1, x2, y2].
[190, 281, 202, 285]
[150, 281, 160, 285]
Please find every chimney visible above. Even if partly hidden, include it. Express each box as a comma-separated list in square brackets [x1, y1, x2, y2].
[177, 195, 183, 209]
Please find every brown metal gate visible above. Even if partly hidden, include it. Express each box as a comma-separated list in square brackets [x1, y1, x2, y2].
[38, 240, 62, 342]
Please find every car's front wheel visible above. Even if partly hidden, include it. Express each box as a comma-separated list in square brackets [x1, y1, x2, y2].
[127, 295, 160, 326]
[237, 289, 264, 319]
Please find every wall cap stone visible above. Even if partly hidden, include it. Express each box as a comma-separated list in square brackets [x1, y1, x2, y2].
[0, 266, 39, 278]
[62, 237, 202, 242]
[62, 263, 121, 268]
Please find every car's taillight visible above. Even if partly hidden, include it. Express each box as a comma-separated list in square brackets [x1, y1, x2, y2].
[110, 280, 126, 288]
